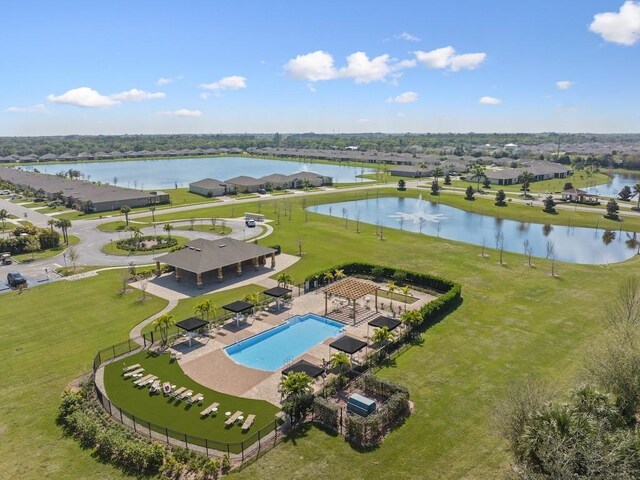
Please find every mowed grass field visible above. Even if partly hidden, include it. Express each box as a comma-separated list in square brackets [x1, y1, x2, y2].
[2, 188, 640, 479]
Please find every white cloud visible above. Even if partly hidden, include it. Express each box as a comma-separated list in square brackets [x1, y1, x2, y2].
[386, 91, 419, 103]
[449, 52, 487, 71]
[414, 46, 487, 71]
[395, 32, 421, 42]
[157, 77, 172, 85]
[110, 89, 166, 102]
[307, 83, 317, 93]
[392, 59, 417, 70]
[47, 87, 118, 108]
[200, 75, 247, 91]
[157, 109, 202, 117]
[339, 52, 390, 83]
[556, 80, 574, 90]
[479, 96, 502, 105]
[589, 1, 640, 45]
[284, 50, 337, 81]
[5, 103, 48, 113]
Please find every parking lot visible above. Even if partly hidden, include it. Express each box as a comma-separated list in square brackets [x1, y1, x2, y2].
[0, 260, 60, 293]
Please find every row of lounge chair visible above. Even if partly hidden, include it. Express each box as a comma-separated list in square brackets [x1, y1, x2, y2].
[122, 364, 255, 430]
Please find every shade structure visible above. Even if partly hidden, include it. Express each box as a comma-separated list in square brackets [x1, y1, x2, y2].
[222, 300, 254, 313]
[330, 335, 367, 355]
[263, 286, 292, 298]
[175, 317, 209, 332]
[281, 359, 325, 378]
[324, 278, 378, 301]
[368, 315, 401, 331]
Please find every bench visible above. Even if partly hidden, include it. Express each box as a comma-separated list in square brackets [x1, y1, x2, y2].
[123, 363, 141, 372]
[200, 402, 220, 416]
[133, 373, 153, 385]
[171, 386, 186, 398]
[225, 410, 243, 426]
[188, 393, 204, 404]
[241, 414, 256, 431]
[124, 367, 144, 378]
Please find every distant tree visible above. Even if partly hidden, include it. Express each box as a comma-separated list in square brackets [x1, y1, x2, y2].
[163, 223, 173, 239]
[430, 180, 439, 195]
[24, 235, 40, 260]
[0, 208, 7, 230]
[634, 183, 640, 209]
[542, 195, 557, 213]
[149, 206, 156, 222]
[563, 182, 574, 191]
[495, 190, 507, 206]
[54, 218, 71, 244]
[194, 299, 216, 322]
[519, 171, 535, 197]
[465, 185, 475, 200]
[189, 217, 195, 230]
[606, 199, 620, 220]
[482, 178, 491, 189]
[618, 185, 632, 201]
[120, 205, 131, 225]
[67, 246, 79, 272]
[432, 167, 443, 187]
[443, 173, 451, 185]
[471, 164, 486, 192]
[397, 179, 406, 190]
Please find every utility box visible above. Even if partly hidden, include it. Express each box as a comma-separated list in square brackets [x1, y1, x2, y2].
[347, 393, 376, 417]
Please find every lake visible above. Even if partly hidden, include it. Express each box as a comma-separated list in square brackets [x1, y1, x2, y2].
[584, 172, 640, 197]
[310, 196, 639, 264]
[27, 156, 376, 190]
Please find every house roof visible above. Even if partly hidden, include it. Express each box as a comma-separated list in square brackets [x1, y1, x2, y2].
[189, 178, 227, 189]
[155, 237, 275, 274]
[225, 175, 261, 186]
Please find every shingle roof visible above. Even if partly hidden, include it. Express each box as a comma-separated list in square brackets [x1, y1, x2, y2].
[189, 178, 226, 189]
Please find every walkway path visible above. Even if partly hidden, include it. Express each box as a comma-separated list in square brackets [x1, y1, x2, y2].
[129, 298, 179, 341]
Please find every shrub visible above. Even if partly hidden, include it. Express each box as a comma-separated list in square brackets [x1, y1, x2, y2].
[465, 185, 475, 200]
[116, 235, 177, 252]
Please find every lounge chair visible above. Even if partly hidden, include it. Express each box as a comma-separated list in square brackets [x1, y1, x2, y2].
[133, 374, 153, 386]
[123, 363, 141, 372]
[188, 393, 204, 405]
[139, 375, 157, 387]
[200, 402, 220, 416]
[162, 382, 173, 395]
[149, 380, 161, 393]
[124, 367, 144, 378]
[241, 414, 256, 431]
[179, 389, 194, 401]
[225, 410, 243, 426]
[171, 387, 186, 398]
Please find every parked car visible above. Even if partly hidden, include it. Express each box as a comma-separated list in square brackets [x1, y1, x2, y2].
[258, 188, 267, 195]
[7, 272, 27, 288]
[245, 219, 256, 228]
[0, 189, 12, 195]
[1, 253, 12, 265]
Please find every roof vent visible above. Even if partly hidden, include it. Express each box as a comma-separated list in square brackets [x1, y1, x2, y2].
[195, 248, 201, 252]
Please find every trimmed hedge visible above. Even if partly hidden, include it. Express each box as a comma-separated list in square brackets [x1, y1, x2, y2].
[305, 262, 462, 327]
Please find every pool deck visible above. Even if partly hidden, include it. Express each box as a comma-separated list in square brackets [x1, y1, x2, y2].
[172, 280, 436, 406]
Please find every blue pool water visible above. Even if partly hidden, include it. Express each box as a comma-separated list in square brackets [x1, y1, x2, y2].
[225, 313, 344, 371]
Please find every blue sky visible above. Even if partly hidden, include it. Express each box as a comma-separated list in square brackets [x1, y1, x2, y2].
[2, 0, 640, 135]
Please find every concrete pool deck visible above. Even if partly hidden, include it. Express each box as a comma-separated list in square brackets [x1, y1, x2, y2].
[171, 279, 436, 406]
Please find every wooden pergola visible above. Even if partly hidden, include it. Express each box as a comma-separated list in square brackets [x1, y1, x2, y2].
[324, 278, 378, 323]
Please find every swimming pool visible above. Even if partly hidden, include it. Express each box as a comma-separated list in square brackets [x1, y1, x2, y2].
[225, 313, 344, 371]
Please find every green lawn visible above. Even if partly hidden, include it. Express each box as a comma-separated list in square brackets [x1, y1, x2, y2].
[6, 187, 640, 479]
[140, 283, 264, 335]
[103, 350, 279, 448]
[174, 224, 232, 235]
[13, 235, 81, 262]
[0, 270, 168, 480]
[100, 235, 189, 256]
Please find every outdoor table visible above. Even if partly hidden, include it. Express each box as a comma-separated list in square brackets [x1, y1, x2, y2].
[225, 411, 231, 417]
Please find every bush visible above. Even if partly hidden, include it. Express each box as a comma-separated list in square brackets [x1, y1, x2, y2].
[313, 396, 339, 431]
[116, 235, 177, 252]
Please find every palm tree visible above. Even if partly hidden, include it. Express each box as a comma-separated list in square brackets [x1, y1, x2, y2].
[277, 273, 293, 288]
[400, 285, 411, 310]
[163, 223, 173, 239]
[634, 183, 640, 209]
[152, 313, 175, 347]
[55, 219, 71, 244]
[323, 270, 334, 284]
[401, 309, 422, 331]
[330, 352, 352, 380]
[432, 167, 443, 187]
[519, 171, 535, 197]
[0, 209, 8, 230]
[193, 299, 216, 322]
[471, 164, 486, 192]
[149, 206, 156, 222]
[387, 281, 398, 308]
[279, 371, 313, 398]
[372, 326, 395, 346]
[333, 268, 346, 281]
[47, 218, 56, 233]
[120, 205, 131, 226]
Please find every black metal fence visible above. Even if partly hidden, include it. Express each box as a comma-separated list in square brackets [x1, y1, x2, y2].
[92, 336, 287, 460]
